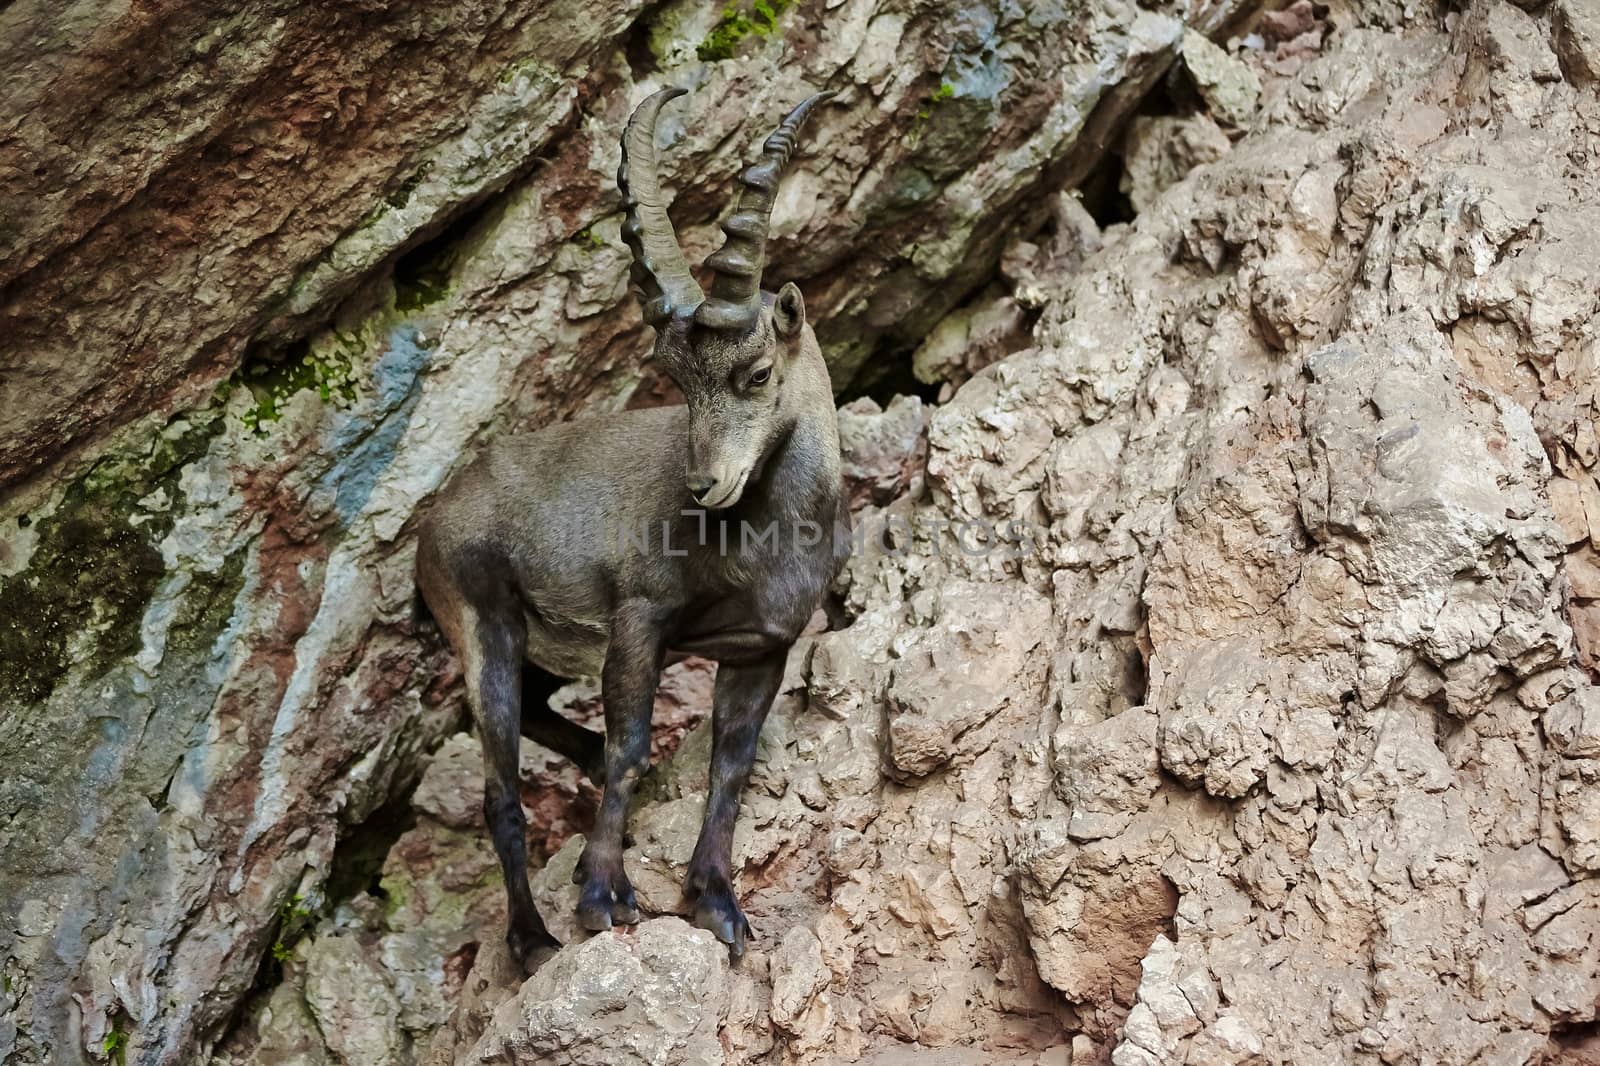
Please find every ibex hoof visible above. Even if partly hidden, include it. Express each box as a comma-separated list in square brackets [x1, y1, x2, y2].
[508, 928, 560, 977]
[577, 899, 615, 932]
[612, 889, 643, 926]
[692, 895, 753, 961]
[576, 877, 642, 931]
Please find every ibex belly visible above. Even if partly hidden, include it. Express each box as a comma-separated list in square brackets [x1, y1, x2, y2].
[521, 601, 609, 679]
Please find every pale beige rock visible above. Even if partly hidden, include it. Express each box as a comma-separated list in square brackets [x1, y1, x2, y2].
[911, 289, 1032, 388]
[1053, 706, 1160, 840]
[1550, 476, 1592, 545]
[769, 927, 830, 1037]
[1581, 475, 1600, 552]
[1185, 1015, 1265, 1065]
[463, 919, 730, 1066]
[1570, 551, 1600, 600]
[303, 933, 406, 1066]
[837, 396, 928, 510]
[1547, 686, 1600, 758]
[1120, 113, 1233, 214]
[1552, 0, 1600, 85]
[210, 980, 333, 1066]
[882, 582, 1052, 778]
[12, 1, 1600, 1066]
[1181, 30, 1262, 127]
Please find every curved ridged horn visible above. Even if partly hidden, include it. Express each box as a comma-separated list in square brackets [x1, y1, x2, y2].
[695, 91, 834, 334]
[619, 87, 704, 326]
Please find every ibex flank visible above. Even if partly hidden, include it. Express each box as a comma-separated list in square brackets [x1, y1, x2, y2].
[416, 88, 845, 973]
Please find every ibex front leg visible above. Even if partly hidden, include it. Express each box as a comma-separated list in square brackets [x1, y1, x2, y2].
[683, 648, 786, 959]
[574, 601, 667, 931]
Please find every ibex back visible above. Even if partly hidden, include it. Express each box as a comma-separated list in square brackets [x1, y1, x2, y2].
[415, 88, 844, 972]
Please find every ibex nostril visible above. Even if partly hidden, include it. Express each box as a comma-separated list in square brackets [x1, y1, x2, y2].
[687, 474, 719, 500]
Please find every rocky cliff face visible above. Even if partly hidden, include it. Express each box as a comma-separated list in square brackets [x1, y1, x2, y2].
[4, 0, 1599, 1064]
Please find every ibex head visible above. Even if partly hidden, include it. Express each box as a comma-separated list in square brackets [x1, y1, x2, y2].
[618, 88, 833, 510]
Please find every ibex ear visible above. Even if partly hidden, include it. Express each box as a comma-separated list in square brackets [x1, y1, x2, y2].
[772, 282, 805, 341]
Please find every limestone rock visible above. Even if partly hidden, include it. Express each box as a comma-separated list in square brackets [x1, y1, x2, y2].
[8, 0, 1600, 1065]
[883, 582, 1052, 778]
[911, 288, 1033, 389]
[462, 918, 730, 1066]
[1181, 30, 1262, 127]
[768, 925, 834, 1052]
[837, 396, 928, 510]
[303, 933, 406, 1066]
[1120, 113, 1233, 214]
[0, 0, 1237, 495]
[1251, 0, 1329, 75]
[4, 1, 1250, 1046]
[1548, 0, 1600, 85]
[1553, 0, 1600, 85]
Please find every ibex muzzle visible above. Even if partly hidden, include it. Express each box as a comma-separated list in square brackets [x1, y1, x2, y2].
[416, 87, 845, 973]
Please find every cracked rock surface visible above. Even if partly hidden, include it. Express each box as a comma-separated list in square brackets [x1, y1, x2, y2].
[2, 0, 1253, 1059]
[5, 0, 1600, 1064]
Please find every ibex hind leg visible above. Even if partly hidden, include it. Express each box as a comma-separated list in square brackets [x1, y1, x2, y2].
[462, 602, 559, 975]
[519, 662, 606, 785]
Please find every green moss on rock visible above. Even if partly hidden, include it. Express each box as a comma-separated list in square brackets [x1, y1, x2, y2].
[697, 0, 795, 62]
[0, 411, 226, 705]
[101, 1029, 128, 1066]
[904, 78, 995, 180]
[384, 161, 434, 210]
[498, 54, 555, 85]
[232, 337, 361, 432]
[393, 231, 462, 313]
[917, 81, 957, 125]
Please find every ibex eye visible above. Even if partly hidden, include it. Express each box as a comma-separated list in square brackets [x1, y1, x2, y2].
[749, 366, 772, 386]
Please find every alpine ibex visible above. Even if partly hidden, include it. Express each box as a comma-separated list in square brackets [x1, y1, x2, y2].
[416, 88, 845, 971]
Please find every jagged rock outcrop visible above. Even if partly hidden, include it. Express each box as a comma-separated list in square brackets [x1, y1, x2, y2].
[219, 0, 1600, 1062]
[0, 0, 1264, 1063]
[0, 0, 1252, 495]
[6, 0, 1600, 1064]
